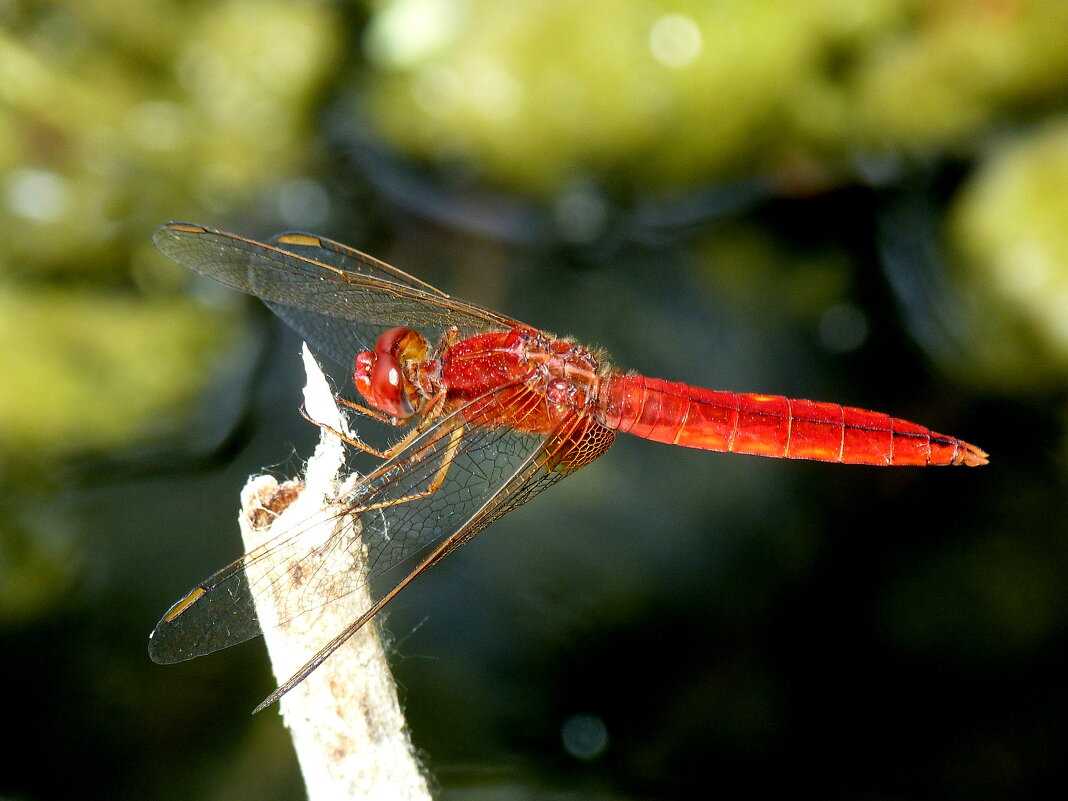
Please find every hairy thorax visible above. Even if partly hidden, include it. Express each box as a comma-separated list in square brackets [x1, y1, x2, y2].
[437, 327, 603, 433]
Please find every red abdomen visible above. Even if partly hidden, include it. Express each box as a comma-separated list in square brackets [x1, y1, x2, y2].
[597, 375, 987, 467]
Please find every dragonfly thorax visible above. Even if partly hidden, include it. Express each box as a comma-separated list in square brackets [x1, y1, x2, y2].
[523, 332, 602, 413]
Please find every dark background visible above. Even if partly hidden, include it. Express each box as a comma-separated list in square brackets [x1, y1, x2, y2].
[1, 2, 1065, 799]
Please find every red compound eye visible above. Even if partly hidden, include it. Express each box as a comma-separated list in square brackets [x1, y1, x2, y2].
[353, 350, 413, 419]
[353, 350, 376, 403]
[352, 327, 428, 420]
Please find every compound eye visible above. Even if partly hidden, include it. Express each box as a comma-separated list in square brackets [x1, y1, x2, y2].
[353, 350, 413, 419]
[353, 350, 375, 401]
[352, 327, 428, 421]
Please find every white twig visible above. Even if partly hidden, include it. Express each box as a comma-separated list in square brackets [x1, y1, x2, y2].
[239, 343, 431, 800]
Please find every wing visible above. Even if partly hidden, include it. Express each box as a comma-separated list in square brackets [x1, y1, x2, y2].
[153, 222, 526, 365]
[148, 387, 615, 702]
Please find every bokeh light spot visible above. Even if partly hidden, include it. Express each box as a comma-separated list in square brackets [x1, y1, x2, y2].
[561, 712, 609, 760]
[650, 13, 703, 68]
[818, 302, 870, 353]
[4, 168, 69, 223]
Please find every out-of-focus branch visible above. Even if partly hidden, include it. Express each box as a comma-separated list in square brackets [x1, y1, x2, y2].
[239, 344, 431, 800]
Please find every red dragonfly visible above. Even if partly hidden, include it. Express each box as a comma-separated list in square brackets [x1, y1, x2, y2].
[149, 222, 987, 708]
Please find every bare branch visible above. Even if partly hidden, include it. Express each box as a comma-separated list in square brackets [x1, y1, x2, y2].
[240, 344, 431, 800]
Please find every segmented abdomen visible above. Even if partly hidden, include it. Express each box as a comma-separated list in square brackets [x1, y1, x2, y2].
[597, 375, 987, 466]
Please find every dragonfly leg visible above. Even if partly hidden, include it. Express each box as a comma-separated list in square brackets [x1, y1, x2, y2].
[428, 326, 461, 360]
[334, 396, 395, 424]
[302, 388, 452, 460]
[351, 421, 465, 514]
[298, 407, 394, 458]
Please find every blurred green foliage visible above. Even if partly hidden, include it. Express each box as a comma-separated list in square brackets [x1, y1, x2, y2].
[365, 0, 1068, 192]
[0, 0, 341, 460]
[0, 287, 237, 456]
[950, 118, 1068, 389]
[0, 0, 343, 629]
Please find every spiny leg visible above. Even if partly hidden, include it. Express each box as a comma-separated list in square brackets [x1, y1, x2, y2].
[302, 389, 451, 460]
[427, 325, 461, 361]
[352, 421, 466, 514]
[334, 396, 395, 424]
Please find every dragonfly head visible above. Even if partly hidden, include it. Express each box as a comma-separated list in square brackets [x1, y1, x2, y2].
[354, 327, 429, 421]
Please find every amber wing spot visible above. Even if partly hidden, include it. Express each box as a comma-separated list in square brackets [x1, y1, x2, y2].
[274, 233, 322, 247]
[161, 585, 206, 623]
[164, 222, 209, 234]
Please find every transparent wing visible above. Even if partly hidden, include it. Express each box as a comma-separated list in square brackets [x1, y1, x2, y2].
[153, 223, 526, 365]
[148, 387, 615, 668]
